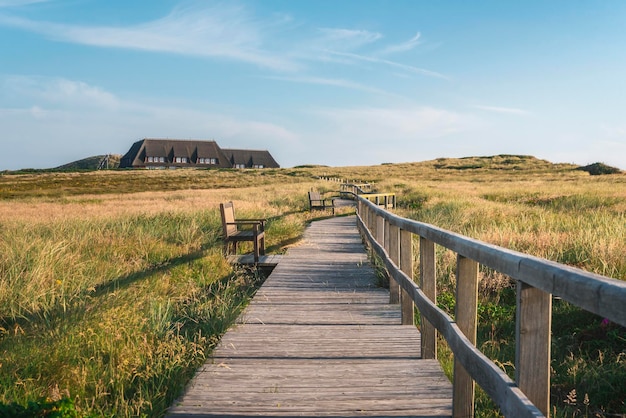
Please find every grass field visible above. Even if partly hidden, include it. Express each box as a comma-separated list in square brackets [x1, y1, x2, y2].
[1, 157, 624, 416]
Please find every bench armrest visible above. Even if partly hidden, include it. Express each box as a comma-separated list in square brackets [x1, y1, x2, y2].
[226, 219, 266, 232]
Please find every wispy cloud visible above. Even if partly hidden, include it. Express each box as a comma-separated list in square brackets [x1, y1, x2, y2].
[265, 75, 404, 98]
[304, 27, 444, 79]
[316, 27, 382, 50]
[377, 32, 421, 55]
[0, 3, 440, 79]
[4, 75, 120, 109]
[0, 3, 299, 71]
[473, 105, 531, 116]
[325, 50, 448, 79]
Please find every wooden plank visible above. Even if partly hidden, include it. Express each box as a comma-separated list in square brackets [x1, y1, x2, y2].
[388, 222, 400, 304]
[400, 229, 414, 326]
[420, 237, 437, 359]
[167, 216, 452, 417]
[516, 282, 552, 417]
[453, 255, 479, 418]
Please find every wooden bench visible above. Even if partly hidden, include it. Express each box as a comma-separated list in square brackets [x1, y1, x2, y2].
[220, 201, 266, 262]
[308, 191, 336, 215]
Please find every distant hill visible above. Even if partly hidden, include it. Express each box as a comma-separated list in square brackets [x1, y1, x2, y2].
[55, 154, 122, 170]
[429, 154, 577, 171]
[413, 155, 619, 174]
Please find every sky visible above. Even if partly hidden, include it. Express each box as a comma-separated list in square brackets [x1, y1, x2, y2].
[1, 0, 625, 170]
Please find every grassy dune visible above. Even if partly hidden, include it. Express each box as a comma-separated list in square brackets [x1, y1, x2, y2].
[0, 158, 624, 416]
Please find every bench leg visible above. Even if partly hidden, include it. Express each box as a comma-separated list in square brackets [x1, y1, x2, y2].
[253, 238, 260, 263]
[224, 241, 238, 256]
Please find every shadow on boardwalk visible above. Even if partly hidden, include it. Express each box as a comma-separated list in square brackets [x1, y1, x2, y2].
[167, 216, 452, 417]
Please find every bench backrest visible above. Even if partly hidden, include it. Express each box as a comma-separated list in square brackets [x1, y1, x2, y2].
[220, 202, 238, 237]
[308, 191, 322, 204]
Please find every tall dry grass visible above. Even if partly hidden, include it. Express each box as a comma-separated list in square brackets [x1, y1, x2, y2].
[0, 175, 330, 416]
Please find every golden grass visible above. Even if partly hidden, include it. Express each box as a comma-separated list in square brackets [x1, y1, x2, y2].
[0, 182, 317, 223]
[0, 158, 624, 416]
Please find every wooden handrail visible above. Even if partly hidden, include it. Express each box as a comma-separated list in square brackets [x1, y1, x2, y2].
[337, 183, 396, 208]
[355, 196, 626, 418]
[339, 182, 373, 195]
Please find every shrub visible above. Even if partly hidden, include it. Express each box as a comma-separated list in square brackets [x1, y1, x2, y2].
[577, 162, 622, 175]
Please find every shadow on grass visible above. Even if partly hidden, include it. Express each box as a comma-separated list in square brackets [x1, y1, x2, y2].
[0, 209, 316, 331]
[92, 249, 210, 299]
[0, 205, 360, 335]
[0, 246, 218, 333]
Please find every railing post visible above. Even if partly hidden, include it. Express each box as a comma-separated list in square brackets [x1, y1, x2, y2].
[453, 255, 479, 418]
[360, 201, 367, 231]
[419, 237, 437, 359]
[376, 213, 385, 248]
[384, 218, 391, 254]
[360, 200, 366, 227]
[388, 224, 401, 306]
[400, 229, 414, 325]
[366, 205, 376, 237]
[516, 282, 552, 417]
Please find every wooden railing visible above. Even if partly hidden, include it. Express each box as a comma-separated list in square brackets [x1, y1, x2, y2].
[356, 196, 626, 418]
[338, 183, 396, 209]
[339, 182, 373, 195]
[319, 176, 371, 188]
[359, 192, 396, 209]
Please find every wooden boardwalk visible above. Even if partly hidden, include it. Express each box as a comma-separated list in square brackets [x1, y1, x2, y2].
[167, 216, 452, 417]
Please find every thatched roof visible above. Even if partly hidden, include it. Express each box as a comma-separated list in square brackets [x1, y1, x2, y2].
[120, 139, 234, 168]
[223, 149, 280, 169]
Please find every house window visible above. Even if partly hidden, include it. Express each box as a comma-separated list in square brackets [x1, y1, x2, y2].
[147, 156, 154, 162]
[175, 157, 188, 163]
[209, 158, 217, 164]
[235, 163, 246, 169]
[159, 157, 165, 163]
[253, 164, 264, 169]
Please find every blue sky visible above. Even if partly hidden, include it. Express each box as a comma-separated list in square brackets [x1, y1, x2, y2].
[1, 0, 625, 170]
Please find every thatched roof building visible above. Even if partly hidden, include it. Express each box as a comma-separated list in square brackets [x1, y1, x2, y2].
[223, 149, 280, 169]
[119, 139, 279, 169]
